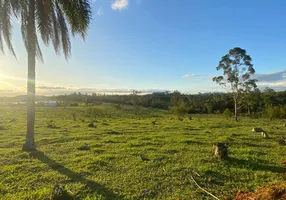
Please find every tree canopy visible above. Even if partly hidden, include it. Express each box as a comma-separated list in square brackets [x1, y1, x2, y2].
[213, 47, 257, 120]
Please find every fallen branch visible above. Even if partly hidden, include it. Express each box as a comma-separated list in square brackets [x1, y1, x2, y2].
[191, 169, 201, 177]
[190, 174, 220, 200]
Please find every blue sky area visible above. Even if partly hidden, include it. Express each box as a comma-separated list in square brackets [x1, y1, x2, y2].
[0, 0, 286, 96]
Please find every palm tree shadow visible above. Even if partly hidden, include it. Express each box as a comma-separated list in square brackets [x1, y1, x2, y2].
[29, 150, 124, 200]
[227, 157, 285, 173]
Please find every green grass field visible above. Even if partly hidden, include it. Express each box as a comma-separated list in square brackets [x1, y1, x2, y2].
[0, 104, 285, 200]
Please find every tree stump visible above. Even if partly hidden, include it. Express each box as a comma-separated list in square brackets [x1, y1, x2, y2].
[213, 143, 228, 160]
[252, 127, 263, 132]
[88, 123, 95, 128]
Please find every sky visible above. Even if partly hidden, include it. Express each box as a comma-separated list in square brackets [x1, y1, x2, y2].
[1, 0, 286, 96]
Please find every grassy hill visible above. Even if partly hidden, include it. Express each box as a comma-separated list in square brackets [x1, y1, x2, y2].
[0, 104, 285, 199]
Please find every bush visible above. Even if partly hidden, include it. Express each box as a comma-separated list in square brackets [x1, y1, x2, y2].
[280, 105, 286, 118]
[223, 109, 233, 118]
[86, 107, 104, 118]
[113, 104, 121, 110]
[47, 120, 57, 128]
[263, 105, 284, 119]
[170, 105, 188, 118]
[250, 112, 261, 119]
[69, 103, 79, 107]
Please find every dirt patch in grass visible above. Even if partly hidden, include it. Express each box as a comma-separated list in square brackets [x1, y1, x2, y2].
[234, 184, 286, 200]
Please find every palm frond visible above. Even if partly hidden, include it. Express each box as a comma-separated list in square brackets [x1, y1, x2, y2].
[36, 0, 52, 45]
[21, 10, 43, 62]
[56, 3, 71, 59]
[0, 0, 91, 60]
[51, 2, 61, 55]
[0, 30, 4, 54]
[20, 13, 28, 51]
[58, 0, 92, 39]
[1, 0, 16, 57]
[35, 36, 43, 62]
[0, 0, 4, 53]
[10, 0, 22, 18]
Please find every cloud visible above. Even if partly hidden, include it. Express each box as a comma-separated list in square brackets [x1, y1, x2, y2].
[257, 79, 286, 91]
[257, 80, 286, 87]
[182, 74, 197, 79]
[92, 0, 96, 3]
[252, 70, 286, 90]
[111, 0, 128, 11]
[70, 88, 168, 95]
[206, 70, 286, 91]
[0, 89, 14, 92]
[97, 7, 103, 16]
[254, 70, 286, 82]
[200, 76, 214, 81]
[34, 87, 171, 96]
[37, 86, 67, 90]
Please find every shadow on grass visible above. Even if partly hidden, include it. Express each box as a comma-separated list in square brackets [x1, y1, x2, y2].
[184, 128, 203, 131]
[183, 140, 204, 145]
[242, 142, 272, 148]
[207, 124, 237, 129]
[228, 157, 285, 173]
[29, 150, 124, 200]
[203, 170, 228, 186]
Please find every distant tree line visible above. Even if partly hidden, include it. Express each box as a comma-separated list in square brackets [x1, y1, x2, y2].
[49, 88, 286, 119]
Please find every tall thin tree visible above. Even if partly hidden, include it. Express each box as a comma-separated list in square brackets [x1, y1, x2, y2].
[213, 47, 257, 121]
[0, 0, 92, 150]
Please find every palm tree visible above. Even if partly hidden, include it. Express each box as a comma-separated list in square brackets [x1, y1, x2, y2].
[0, 0, 92, 150]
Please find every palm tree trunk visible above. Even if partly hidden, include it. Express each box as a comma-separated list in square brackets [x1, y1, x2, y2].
[23, 0, 36, 151]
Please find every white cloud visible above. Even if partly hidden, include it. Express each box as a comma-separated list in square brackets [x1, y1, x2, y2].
[257, 80, 286, 87]
[256, 80, 286, 91]
[37, 86, 67, 90]
[92, 0, 96, 3]
[182, 74, 197, 79]
[251, 69, 286, 90]
[254, 69, 286, 82]
[207, 69, 286, 91]
[200, 76, 214, 81]
[97, 7, 103, 16]
[111, 0, 128, 11]
[0, 87, 170, 96]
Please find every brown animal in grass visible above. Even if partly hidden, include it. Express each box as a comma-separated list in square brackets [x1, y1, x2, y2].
[213, 143, 228, 160]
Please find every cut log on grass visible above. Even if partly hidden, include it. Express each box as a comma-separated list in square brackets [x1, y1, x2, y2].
[252, 127, 263, 132]
[213, 143, 228, 160]
[88, 123, 95, 128]
[139, 154, 150, 161]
